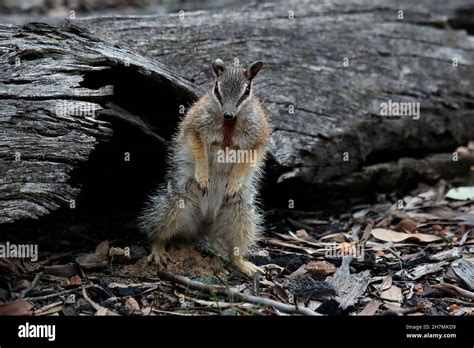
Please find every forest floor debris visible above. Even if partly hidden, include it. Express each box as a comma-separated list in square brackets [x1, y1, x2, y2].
[0, 180, 473, 316]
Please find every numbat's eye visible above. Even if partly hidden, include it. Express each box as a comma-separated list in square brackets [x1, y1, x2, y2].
[237, 85, 250, 106]
[214, 83, 222, 103]
[244, 85, 251, 95]
[237, 85, 251, 106]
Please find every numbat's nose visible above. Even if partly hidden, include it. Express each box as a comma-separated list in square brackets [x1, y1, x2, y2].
[223, 111, 234, 120]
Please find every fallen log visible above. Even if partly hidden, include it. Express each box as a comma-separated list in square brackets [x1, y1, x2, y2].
[0, 22, 197, 224]
[1, 0, 474, 225]
[77, 0, 474, 185]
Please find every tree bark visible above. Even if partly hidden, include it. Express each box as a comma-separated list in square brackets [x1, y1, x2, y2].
[1, 0, 474, 224]
[0, 22, 197, 224]
[76, 0, 474, 184]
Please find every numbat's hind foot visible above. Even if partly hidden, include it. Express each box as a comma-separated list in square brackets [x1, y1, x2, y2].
[147, 241, 171, 267]
[233, 258, 264, 276]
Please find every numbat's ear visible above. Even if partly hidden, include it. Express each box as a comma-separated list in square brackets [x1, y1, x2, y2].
[212, 58, 226, 77]
[245, 61, 263, 80]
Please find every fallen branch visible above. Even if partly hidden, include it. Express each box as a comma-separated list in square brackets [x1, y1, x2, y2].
[151, 308, 193, 316]
[24, 285, 94, 301]
[157, 270, 321, 316]
[380, 303, 428, 316]
[20, 272, 42, 299]
[82, 288, 120, 316]
[33, 301, 63, 316]
[24, 284, 108, 301]
[432, 282, 474, 300]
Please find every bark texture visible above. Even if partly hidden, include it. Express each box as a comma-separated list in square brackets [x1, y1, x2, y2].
[1, 0, 474, 223]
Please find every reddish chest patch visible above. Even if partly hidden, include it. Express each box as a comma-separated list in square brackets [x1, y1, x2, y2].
[222, 118, 237, 148]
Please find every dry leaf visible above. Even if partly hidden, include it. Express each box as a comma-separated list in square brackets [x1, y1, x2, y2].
[380, 285, 403, 303]
[371, 228, 442, 243]
[69, 275, 82, 286]
[44, 263, 80, 278]
[319, 232, 345, 243]
[446, 186, 474, 201]
[358, 299, 381, 316]
[448, 304, 458, 313]
[125, 297, 140, 311]
[295, 229, 309, 238]
[414, 284, 424, 293]
[379, 275, 393, 292]
[455, 146, 470, 157]
[396, 219, 417, 233]
[266, 239, 321, 255]
[34, 302, 63, 316]
[95, 240, 110, 255]
[76, 253, 109, 270]
[96, 307, 108, 316]
[383, 302, 402, 311]
[305, 261, 336, 278]
[288, 264, 307, 278]
[0, 300, 32, 316]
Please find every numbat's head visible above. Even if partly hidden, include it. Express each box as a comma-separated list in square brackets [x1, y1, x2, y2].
[211, 58, 263, 121]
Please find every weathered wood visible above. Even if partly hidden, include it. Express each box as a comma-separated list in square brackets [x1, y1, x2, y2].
[451, 259, 474, 290]
[404, 261, 449, 280]
[321, 153, 474, 201]
[76, 0, 474, 186]
[0, 22, 198, 224]
[1, 0, 474, 224]
[326, 257, 371, 310]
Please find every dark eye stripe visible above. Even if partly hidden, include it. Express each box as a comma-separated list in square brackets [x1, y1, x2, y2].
[214, 82, 222, 104]
[237, 85, 251, 106]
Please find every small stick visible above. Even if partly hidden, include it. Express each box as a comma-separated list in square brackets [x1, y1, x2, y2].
[82, 288, 120, 316]
[24, 284, 109, 301]
[157, 270, 321, 316]
[151, 308, 194, 316]
[24, 285, 93, 301]
[33, 301, 63, 316]
[20, 272, 42, 298]
[432, 282, 474, 300]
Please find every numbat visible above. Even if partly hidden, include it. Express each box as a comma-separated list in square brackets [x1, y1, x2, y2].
[138, 59, 270, 276]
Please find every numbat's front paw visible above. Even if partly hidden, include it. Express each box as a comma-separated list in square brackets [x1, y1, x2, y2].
[194, 169, 209, 195]
[225, 179, 242, 199]
[233, 259, 264, 276]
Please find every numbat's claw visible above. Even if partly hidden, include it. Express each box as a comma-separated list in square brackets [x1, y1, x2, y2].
[148, 242, 170, 268]
[233, 259, 265, 276]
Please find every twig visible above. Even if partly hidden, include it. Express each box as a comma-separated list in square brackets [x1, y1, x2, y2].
[24, 285, 94, 301]
[33, 301, 63, 316]
[432, 282, 474, 300]
[20, 272, 42, 298]
[151, 308, 194, 316]
[438, 297, 474, 307]
[24, 284, 110, 302]
[82, 287, 120, 316]
[380, 303, 428, 316]
[157, 270, 321, 316]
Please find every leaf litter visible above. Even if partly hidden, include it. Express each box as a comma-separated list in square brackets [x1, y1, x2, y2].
[0, 180, 473, 316]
